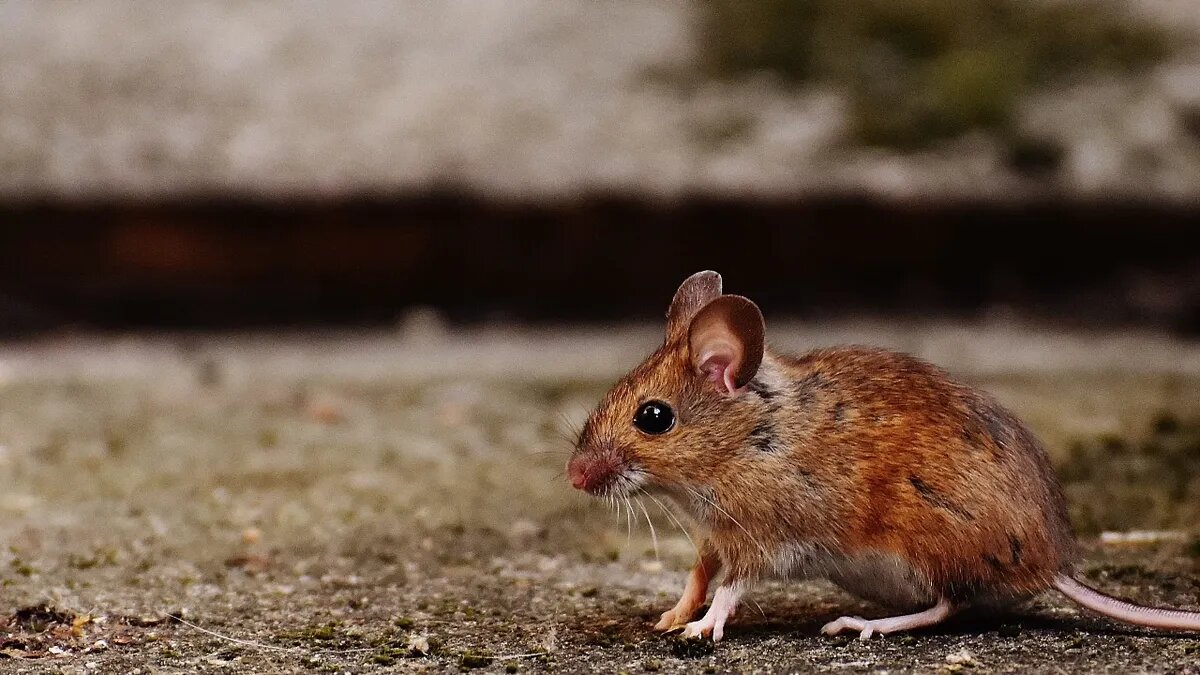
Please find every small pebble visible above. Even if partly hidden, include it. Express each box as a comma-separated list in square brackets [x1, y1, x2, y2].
[945, 648, 978, 666]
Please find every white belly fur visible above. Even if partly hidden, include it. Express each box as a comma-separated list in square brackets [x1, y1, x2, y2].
[772, 544, 936, 609]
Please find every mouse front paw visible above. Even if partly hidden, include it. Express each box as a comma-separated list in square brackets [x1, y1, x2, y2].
[821, 616, 876, 640]
[681, 616, 719, 641]
[653, 607, 689, 632]
[678, 583, 740, 642]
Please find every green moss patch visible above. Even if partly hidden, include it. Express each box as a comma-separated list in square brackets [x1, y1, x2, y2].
[698, 0, 1174, 149]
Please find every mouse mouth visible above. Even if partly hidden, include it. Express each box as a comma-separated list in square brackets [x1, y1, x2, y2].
[567, 447, 643, 496]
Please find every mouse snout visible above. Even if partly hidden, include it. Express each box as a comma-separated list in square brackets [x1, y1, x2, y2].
[567, 449, 623, 495]
[566, 456, 590, 490]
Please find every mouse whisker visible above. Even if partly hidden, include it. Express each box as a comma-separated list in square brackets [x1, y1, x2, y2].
[686, 487, 769, 556]
[556, 411, 584, 445]
[628, 494, 638, 547]
[614, 496, 624, 536]
[635, 498, 659, 562]
[748, 596, 766, 619]
[639, 490, 698, 558]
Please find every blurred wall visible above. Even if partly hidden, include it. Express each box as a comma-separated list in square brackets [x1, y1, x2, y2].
[2, 198, 1197, 332]
[3, 0, 1200, 202]
[1, 1, 1199, 332]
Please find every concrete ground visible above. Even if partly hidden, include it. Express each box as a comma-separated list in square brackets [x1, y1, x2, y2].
[0, 322, 1198, 673]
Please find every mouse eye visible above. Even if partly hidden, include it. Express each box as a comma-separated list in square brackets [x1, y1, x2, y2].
[634, 400, 675, 435]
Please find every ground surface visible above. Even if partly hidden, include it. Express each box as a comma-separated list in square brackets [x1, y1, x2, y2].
[0, 322, 1198, 673]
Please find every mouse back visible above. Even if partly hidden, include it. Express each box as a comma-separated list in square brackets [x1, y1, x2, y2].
[771, 346, 1078, 602]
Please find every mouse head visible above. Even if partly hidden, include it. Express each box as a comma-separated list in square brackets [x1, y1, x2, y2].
[567, 271, 765, 498]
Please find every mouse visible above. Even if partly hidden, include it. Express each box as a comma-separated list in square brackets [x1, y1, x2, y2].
[566, 270, 1200, 641]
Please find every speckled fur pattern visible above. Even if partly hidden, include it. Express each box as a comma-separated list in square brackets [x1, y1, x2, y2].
[577, 342, 1076, 608]
[569, 271, 1197, 639]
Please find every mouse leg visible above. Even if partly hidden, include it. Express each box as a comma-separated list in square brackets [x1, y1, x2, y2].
[682, 580, 743, 642]
[654, 541, 721, 631]
[821, 597, 956, 641]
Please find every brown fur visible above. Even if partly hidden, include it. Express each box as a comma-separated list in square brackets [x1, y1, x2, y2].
[570, 272, 1076, 614]
[575, 338, 1076, 606]
[570, 272, 1200, 638]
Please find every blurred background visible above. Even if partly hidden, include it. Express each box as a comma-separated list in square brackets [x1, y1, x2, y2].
[1, 0, 1198, 331]
[1, 2, 1199, 670]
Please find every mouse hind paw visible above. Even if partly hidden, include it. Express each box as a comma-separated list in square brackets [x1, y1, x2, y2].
[820, 598, 956, 641]
[820, 615, 878, 640]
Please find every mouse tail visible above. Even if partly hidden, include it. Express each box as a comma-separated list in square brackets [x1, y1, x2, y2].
[1054, 574, 1200, 631]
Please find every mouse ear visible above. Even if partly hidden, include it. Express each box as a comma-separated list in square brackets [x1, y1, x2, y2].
[667, 270, 722, 338]
[687, 295, 764, 395]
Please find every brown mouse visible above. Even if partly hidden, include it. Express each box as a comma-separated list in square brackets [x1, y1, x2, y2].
[567, 270, 1200, 641]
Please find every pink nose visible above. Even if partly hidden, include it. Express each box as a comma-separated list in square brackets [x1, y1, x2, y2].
[567, 455, 591, 490]
[567, 453, 614, 493]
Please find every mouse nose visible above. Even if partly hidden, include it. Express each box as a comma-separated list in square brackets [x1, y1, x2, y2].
[567, 454, 591, 490]
[567, 452, 617, 493]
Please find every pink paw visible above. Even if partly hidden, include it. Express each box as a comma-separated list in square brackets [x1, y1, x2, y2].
[682, 615, 722, 642]
[821, 616, 877, 641]
[654, 607, 691, 632]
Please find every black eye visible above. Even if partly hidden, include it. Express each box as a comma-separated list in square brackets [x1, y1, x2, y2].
[634, 400, 675, 435]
